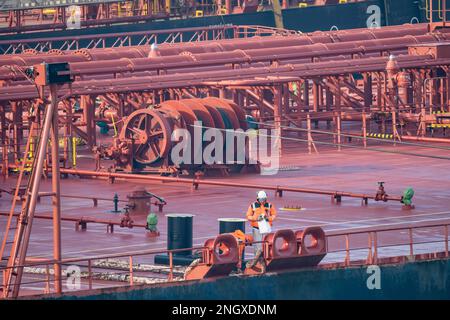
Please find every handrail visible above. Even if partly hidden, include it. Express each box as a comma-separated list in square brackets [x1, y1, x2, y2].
[1, 220, 449, 297]
[1, 219, 448, 270]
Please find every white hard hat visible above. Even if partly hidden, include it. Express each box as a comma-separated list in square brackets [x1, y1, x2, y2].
[257, 190, 267, 201]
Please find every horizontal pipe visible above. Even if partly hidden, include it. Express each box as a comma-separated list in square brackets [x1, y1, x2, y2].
[57, 168, 403, 203]
[0, 211, 147, 228]
[0, 24, 435, 68]
[1, 54, 443, 101]
[2, 34, 444, 82]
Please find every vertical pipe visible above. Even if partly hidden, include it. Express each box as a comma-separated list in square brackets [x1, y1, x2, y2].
[392, 111, 397, 144]
[72, 137, 77, 168]
[64, 102, 72, 167]
[50, 84, 62, 294]
[337, 113, 342, 151]
[307, 114, 312, 154]
[446, 70, 450, 112]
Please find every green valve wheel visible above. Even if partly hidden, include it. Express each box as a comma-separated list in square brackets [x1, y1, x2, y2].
[146, 213, 158, 231]
[402, 188, 415, 206]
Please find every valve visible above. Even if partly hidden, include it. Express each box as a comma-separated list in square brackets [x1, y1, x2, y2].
[120, 207, 134, 228]
[375, 182, 388, 202]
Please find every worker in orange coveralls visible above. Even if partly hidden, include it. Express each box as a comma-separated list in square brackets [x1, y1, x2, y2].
[246, 190, 277, 270]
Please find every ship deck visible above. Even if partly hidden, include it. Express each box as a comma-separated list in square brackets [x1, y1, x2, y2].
[1, 140, 450, 296]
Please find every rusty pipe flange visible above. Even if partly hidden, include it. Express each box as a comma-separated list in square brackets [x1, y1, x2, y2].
[120, 108, 172, 166]
[74, 48, 92, 61]
[22, 49, 39, 55]
[179, 51, 197, 62]
[47, 49, 64, 56]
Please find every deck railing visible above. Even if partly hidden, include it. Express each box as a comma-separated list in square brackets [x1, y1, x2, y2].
[1, 219, 449, 298]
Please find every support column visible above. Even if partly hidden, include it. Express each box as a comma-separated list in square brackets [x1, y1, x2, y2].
[363, 73, 373, 112]
[0, 104, 6, 177]
[63, 102, 72, 168]
[273, 86, 283, 154]
[335, 78, 342, 151]
[312, 80, 320, 128]
[225, 0, 232, 14]
[12, 102, 23, 163]
[303, 79, 309, 111]
[82, 95, 96, 147]
[362, 112, 367, 148]
[325, 87, 333, 129]
[282, 84, 290, 128]
[337, 113, 342, 152]
[50, 85, 62, 294]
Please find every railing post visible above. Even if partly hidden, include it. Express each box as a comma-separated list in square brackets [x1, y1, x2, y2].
[168, 251, 173, 281]
[409, 228, 414, 257]
[344, 234, 350, 266]
[445, 225, 449, 258]
[2, 270, 6, 297]
[373, 232, 378, 264]
[367, 232, 373, 264]
[129, 256, 134, 286]
[88, 259, 93, 290]
[44, 264, 50, 294]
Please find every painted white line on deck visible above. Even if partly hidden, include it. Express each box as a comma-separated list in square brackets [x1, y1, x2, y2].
[277, 210, 450, 228]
